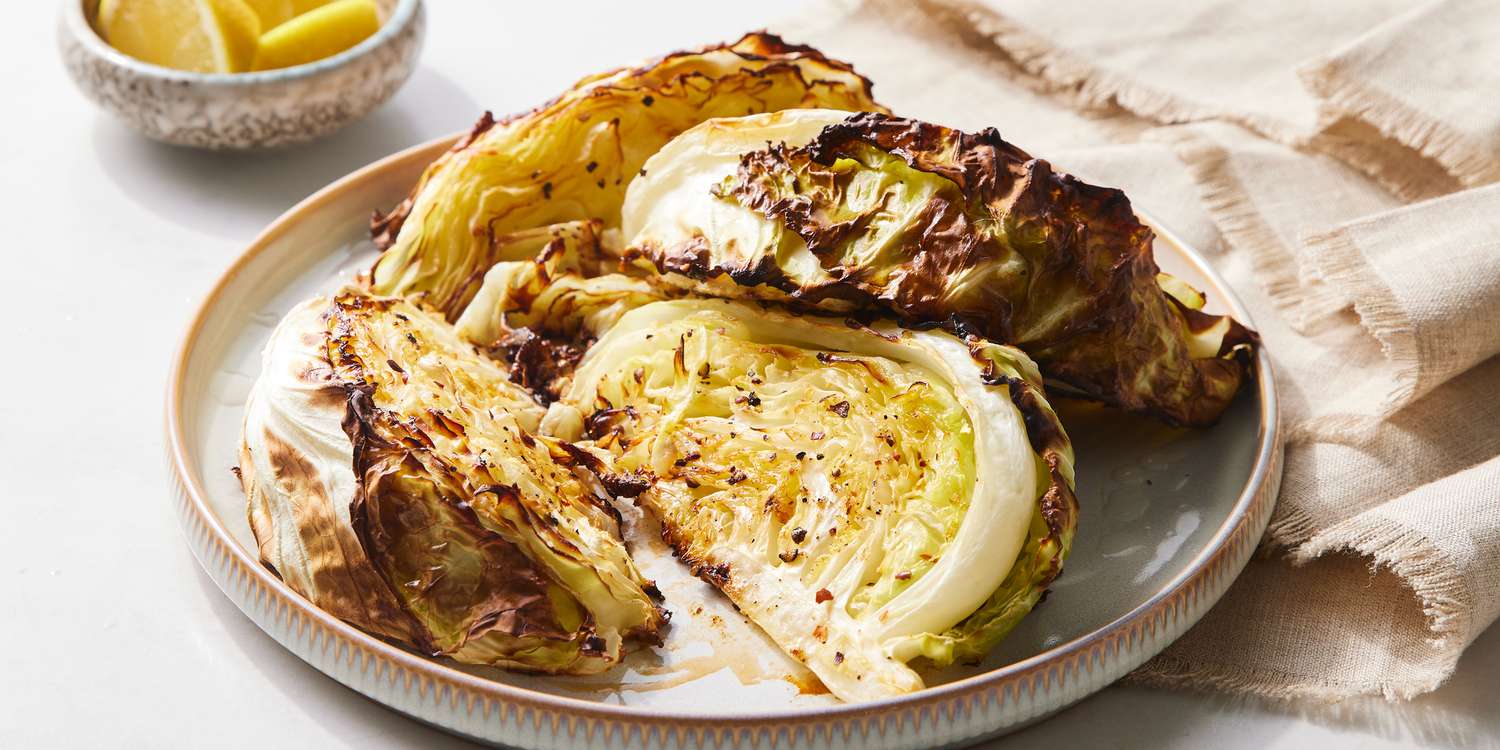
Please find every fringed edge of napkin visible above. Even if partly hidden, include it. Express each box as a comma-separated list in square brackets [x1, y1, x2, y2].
[911, 0, 1305, 142]
[1150, 125, 1437, 427]
[1301, 226, 1421, 414]
[1147, 127, 1348, 330]
[1132, 517, 1468, 701]
[1297, 518, 1472, 694]
[1127, 651, 1392, 702]
[898, 0, 1486, 205]
[1306, 118, 1463, 203]
[1301, 60, 1500, 196]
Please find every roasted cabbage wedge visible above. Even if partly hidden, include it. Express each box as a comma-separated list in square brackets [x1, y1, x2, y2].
[238, 291, 666, 674]
[543, 299, 1077, 701]
[369, 32, 883, 320]
[622, 109, 1257, 426]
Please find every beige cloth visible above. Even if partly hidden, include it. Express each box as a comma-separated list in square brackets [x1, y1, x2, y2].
[907, 0, 1500, 201]
[779, 0, 1500, 700]
[1302, 0, 1500, 198]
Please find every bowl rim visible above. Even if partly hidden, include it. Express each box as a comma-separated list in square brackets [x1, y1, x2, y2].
[164, 132, 1283, 728]
[63, 0, 421, 84]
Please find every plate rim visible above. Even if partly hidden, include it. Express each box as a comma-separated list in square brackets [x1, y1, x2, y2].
[164, 132, 1282, 733]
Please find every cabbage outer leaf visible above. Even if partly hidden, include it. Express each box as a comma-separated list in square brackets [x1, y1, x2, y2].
[239, 293, 666, 673]
[369, 33, 883, 320]
[622, 109, 1257, 426]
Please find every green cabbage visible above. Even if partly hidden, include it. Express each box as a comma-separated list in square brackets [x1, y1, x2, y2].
[369, 33, 883, 320]
[239, 291, 666, 674]
[239, 30, 1268, 701]
[543, 299, 1076, 700]
[621, 109, 1257, 426]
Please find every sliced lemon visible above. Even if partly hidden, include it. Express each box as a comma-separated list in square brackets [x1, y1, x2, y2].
[252, 0, 380, 71]
[98, 0, 262, 74]
[241, 0, 296, 28]
[240, 0, 332, 29]
[291, 0, 336, 16]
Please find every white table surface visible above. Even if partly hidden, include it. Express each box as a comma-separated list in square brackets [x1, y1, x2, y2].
[3, 2, 1497, 748]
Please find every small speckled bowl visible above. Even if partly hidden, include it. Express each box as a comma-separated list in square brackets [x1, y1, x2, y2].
[59, 0, 425, 150]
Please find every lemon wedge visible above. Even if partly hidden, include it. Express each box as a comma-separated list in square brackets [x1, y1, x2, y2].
[252, 0, 380, 71]
[98, 0, 262, 74]
[291, 0, 337, 15]
[241, 0, 332, 29]
[241, 0, 296, 28]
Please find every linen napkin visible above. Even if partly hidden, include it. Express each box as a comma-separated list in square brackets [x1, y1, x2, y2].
[907, 0, 1500, 202]
[1301, 0, 1500, 199]
[1136, 124, 1500, 697]
[777, 0, 1500, 700]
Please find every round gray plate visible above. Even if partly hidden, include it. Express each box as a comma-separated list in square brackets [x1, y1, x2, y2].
[167, 135, 1281, 749]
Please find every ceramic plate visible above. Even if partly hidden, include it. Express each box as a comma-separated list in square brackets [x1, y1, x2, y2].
[166, 135, 1281, 749]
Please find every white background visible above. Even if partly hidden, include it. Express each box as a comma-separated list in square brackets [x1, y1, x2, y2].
[3, 1, 1498, 748]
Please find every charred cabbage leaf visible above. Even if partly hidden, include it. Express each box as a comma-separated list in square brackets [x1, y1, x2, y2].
[238, 292, 666, 673]
[369, 32, 883, 320]
[451, 219, 668, 402]
[544, 299, 1077, 701]
[622, 109, 1257, 426]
